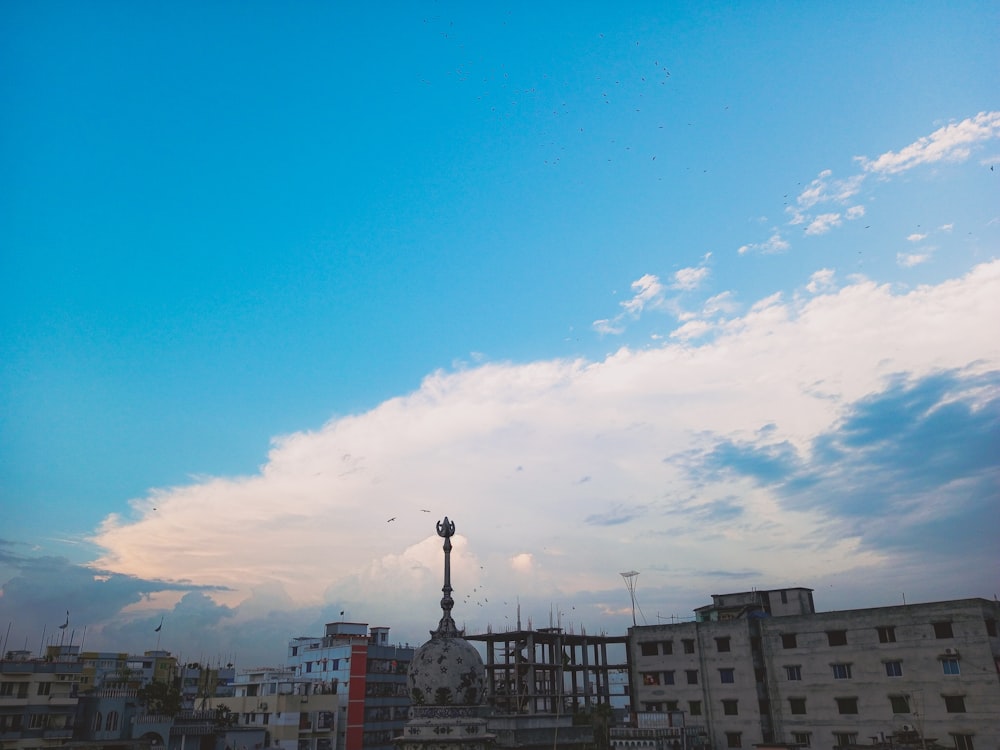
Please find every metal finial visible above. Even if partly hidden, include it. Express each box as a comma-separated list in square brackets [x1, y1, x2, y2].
[433, 516, 459, 637]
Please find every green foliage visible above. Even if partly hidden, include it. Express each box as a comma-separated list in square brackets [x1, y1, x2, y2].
[136, 680, 183, 717]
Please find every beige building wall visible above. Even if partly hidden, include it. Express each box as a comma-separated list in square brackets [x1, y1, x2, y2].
[209, 680, 339, 750]
[630, 594, 1000, 750]
[760, 598, 1000, 750]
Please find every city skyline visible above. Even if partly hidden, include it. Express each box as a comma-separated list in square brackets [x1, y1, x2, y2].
[1, 3, 998, 667]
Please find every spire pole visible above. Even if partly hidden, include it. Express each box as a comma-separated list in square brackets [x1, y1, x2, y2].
[433, 517, 459, 637]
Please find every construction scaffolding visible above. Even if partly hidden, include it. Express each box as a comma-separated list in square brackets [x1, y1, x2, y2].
[466, 628, 628, 716]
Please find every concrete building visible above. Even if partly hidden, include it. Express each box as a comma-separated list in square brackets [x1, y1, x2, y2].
[125, 652, 179, 690]
[629, 589, 1000, 750]
[0, 648, 83, 750]
[466, 626, 629, 717]
[207, 668, 337, 750]
[286, 623, 413, 750]
[76, 652, 130, 693]
[609, 710, 708, 750]
[178, 663, 236, 711]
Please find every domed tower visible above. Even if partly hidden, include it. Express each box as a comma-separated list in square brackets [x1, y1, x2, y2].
[397, 517, 494, 750]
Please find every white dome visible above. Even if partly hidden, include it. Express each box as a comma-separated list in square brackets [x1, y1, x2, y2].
[408, 634, 485, 706]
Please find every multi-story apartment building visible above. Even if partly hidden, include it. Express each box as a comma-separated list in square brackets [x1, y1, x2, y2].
[286, 622, 413, 750]
[179, 661, 236, 710]
[208, 667, 337, 750]
[0, 649, 82, 750]
[629, 589, 1000, 750]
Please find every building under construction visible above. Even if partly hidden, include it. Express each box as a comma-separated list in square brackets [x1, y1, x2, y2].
[466, 627, 629, 716]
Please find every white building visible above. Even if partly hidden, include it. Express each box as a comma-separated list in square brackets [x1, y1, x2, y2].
[629, 589, 1000, 750]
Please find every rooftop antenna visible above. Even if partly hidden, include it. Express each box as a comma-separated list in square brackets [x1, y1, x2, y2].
[621, 571, 639, 626]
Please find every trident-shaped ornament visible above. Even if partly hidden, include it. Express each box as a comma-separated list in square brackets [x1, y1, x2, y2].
[433, 516, 459, 637]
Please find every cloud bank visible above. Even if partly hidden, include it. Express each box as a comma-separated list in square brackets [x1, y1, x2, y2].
[4, 261, 997, 665]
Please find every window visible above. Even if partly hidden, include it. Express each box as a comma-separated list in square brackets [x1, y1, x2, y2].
[720, 668, 735, 684]
[934, 622, 954, 639]
[785, 665, 802, 681]
[792, 732, 811, 747]
[722, 699, 738, 715]
[663, 670, 675, 685]
[836, 697, 858, 714]
[661, 640, 673, 655]
[688, 700, 702, 716]
[726, 732, 742, 748]
[943, 695, 966, 713]
[834, 733, 858, 748]
[665, 700, 678, 712]
[685, 669, 698, 685]
[642, 672, 660, 685]
[952, 734, 975, 750]
[889, 695, 910, 714]
[986, 619, 997, 638]
[0, 682, 13, 696]
[789, 697, 807, 715]
[640, 642, 658, 657]
[29, 713, 45, 729]
[106, 711, 119, 731]
[754, 667, 767, 682]
[644, 702, 664, 712]
[716, 637, 731, 652]
[780, 590, 788, 604]
[832, 663, 852, 679]
[827, 630, 848, 646]
[93, 712, 103, 732]
[885, 660, 902, 677]
[942, 658, 961, 675]
[781, 633, 797, 649]
[877, 626, 896, 643]
[37, 681, 51, 696]
[682, 639, 695, 654]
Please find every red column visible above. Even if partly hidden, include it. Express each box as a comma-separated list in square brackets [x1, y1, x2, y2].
[345, 644, 368, 750]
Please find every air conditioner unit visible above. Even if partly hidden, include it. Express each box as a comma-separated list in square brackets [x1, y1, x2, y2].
[258, 702, 268, 711]
[944, 648, 957, 655]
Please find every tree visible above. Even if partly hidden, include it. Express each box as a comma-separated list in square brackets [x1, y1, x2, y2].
[137, 681, 182, 717]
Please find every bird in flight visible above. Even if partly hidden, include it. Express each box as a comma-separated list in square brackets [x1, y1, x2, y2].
[421, 509, 431, 513]
[387, 517, 396, 522]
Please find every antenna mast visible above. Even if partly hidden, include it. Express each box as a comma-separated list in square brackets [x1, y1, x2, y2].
[621, 571, 639, 626]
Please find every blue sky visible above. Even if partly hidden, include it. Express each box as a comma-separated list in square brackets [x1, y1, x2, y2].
[1, 2, 998, 666]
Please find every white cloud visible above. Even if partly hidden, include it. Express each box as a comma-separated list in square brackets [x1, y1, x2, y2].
[738, 232, 790, 255]
[907, 233, 928, 242]
[846, 205, 865, 220]
[806, 269, 836, 294]
[621, 274, 666, 315]
[593, 318, 624, 335]
[509, 553, 534, 573]
[702, 291, 738, 317]
[668, 318, 715, 341]
[595, 273, 677, 335]
[897, 252, 930, 268]
[805, 213, 842, 236]
[858, 111, 1000, 175]
[672, 266, 710, 291]
[88, 261, 1000, 644]
[795, 170, 865, 209]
